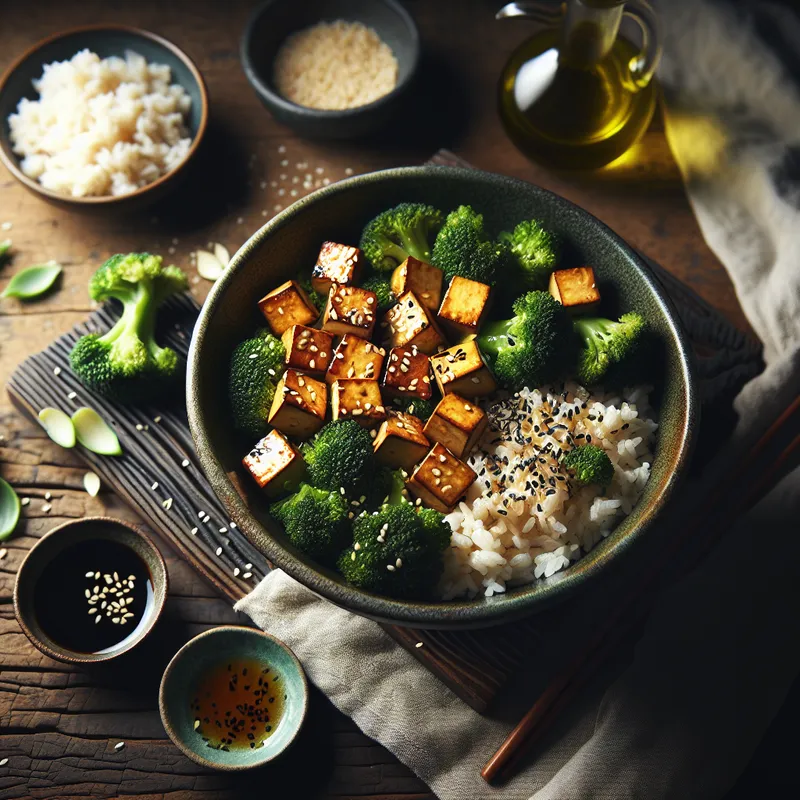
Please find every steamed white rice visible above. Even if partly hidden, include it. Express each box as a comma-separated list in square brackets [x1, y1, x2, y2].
[439, 383, 657, 599]
[8, 49, 192, 198]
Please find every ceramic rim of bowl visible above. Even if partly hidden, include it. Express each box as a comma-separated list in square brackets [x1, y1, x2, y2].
[0, 24, 209, 206]
[13, 516, 169, 663]
[187, 165, 698, 628]
[158, 625, 309, 770]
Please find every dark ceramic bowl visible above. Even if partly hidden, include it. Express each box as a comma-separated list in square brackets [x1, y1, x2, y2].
[187, 166, 698, 629]
[241, 0, 420, 139]
[0, 25, 208, 211]
[13, 517, 168, 663]
[159, 626, 308, 770]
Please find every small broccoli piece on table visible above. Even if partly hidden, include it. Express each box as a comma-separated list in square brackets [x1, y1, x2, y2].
[69, 253, 188, 403]
[360, 274, 397, 311]
[498, 219, 559, 290]
[359, 203, 443, 272]
[476, 290, 573, 391]
[302, 419, 376, 492]
[393, 395, 436, 421]
[271, 483, 350, 565]
[337, 481, 451, 599]
[561, 444, 614, 487]
[574, 312, 645, 386]
[431, 205, 505, 285]
[228, 329, 286, 440]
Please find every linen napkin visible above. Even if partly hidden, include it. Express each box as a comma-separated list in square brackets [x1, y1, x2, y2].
[237, 1, 800, 797]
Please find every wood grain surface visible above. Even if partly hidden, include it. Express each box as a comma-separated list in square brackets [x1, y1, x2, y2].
[0, 1, 758, 798]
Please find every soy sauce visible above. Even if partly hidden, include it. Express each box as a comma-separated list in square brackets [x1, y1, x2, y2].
[33, 538, 152, 654]
[191, 659, 286, 751]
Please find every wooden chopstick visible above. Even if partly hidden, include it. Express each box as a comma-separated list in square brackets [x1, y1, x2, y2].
[482, 396, 800, 784]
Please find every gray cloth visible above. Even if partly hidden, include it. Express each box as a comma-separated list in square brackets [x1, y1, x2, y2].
[236, 1, 800, 797]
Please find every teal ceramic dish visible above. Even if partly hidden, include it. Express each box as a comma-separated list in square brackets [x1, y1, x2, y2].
[187, 165, 698, 629]
[0, 25, 208, 211]
[159, 626, 308, 771]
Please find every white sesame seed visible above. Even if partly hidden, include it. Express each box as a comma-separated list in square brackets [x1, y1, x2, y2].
[114, 742, 125, 751]
[386, 565, 396, 572]
[41, 503, 51, 513]
[67, 391, 77, 400]
[162, 498, 173, 510]
[233, 567, 240, 577]
[181, 459, 190, 468]
[215, 546, 223, 556]
[190, 527, 198, 535]
[415, 641, 424, 649]
[151, 481, 159, 491]
[53, 367, 62, 376]
[243, 572, 252, 579]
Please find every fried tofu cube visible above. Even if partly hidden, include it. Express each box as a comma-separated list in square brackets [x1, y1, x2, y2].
[373, 412, 430, 471]
[331, 379, 387, 427]
[258, 280, 319, 336]
[322, 284, 378, 339]
[268, 369, 327, 439]
[437, 276, 491, 339]
[281, 325, 334, 377]
[382, 345, 433, 400]
[430, 340, 497, 397]
[390, 257, 443, 312]
[548, 267, 601, 310]
[312, 241, 363, 294]
[382, 291, 446, 355]
[242, 429, 306, 497]
[423, 393, 488, 459]
[326, 334, 385, 384]
[406, 443, 477, 513]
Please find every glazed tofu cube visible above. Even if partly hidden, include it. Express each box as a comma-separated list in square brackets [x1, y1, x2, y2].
[373, 412, 430, 471]
[423, 393, 488, 459]
[382, 345, 433, 400]
[326, 334, 385, 384]
[258, 280, 319, 336]
[406, 443, 477, 513]
[268, 369, 327, 439]
[281, 325, 334, 377]
[311, 241, 363, 294]
[322, 285, 378, 339]
[331, 379, 387, 427]
[382, 291, 446, 354]
[430, 340, 497, 397]
[437, 276, 491, 339]
[242, 429, 306, 497]
[390, 257, 443, 312]
[548, 267, 601, 310]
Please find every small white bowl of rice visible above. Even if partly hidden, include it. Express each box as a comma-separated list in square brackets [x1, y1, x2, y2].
[0, 25, 208, 209]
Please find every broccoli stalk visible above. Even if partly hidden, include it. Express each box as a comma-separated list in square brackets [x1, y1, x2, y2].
[561, 444, 614, 487]
[476, 291, 573, 391]
[360, 274, 397, 312]
[359, 203, 443, 272]
[69, 253, 187, 403]
[228, 330, 286, 439]
[302, 419, 376, 492]
[498, 219, 559, 290]
[337, 471, 451, 599]
[271, 483, 350, 565]
[574, 312, 645, 386]
[431, 205, 506, 285]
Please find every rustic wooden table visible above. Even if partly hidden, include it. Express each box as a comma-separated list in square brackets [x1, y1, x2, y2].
[0, 1, 770, 798]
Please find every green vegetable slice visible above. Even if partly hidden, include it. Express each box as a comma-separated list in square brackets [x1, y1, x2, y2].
[38, 407, 76, 448]
[2, 262, 62, 299]
[71, 407, 123, 456]
[0, 239, 11, 259]
[0, 477, 21, 541]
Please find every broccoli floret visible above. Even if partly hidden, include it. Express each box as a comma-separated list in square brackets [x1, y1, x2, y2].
[297, 276, 327, 312]
[574, 312, 645, 386]
[391, 395, 437, 421]
[302, 419, 376, 492]
[431, 205, 506, 285]
[69, 253, 188, 403]
[359, 203, 443, 272]
[561, 444, 614, 487]
[476, 291, 573, 391]
[498, 219, 559, 290]
[337, 485, 451, 599]
[360, 274, 397, 311]
[271, 483, 350, 565]
[228, 330, 286, 439]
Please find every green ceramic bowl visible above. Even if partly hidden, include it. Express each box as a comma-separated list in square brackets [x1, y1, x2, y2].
[187, 166, 698, 629]
[159, 626, 308, 771]
[0, 25, 208, 211]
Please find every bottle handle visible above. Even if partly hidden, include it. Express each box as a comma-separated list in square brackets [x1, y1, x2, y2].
[495, 1, 565, 25]
[622, 0, 662, 90]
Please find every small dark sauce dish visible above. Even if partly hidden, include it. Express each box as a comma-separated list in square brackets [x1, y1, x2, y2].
[241, 0, 420, 139]
[14, 517, 168, 664]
